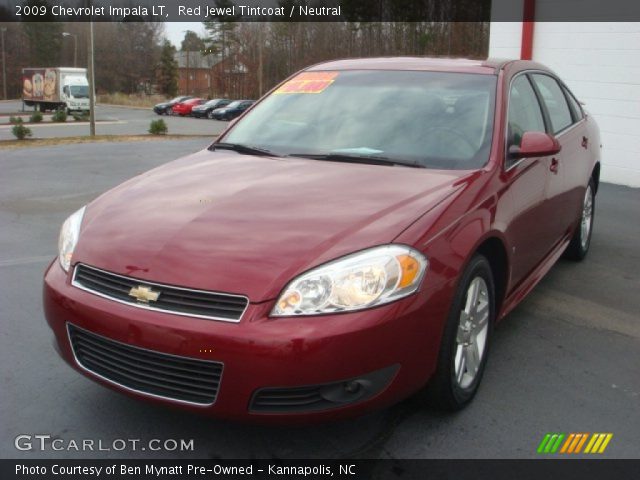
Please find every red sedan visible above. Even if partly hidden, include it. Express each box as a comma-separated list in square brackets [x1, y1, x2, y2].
[171, 97, 204, 116]
[45, 58, 600, 422]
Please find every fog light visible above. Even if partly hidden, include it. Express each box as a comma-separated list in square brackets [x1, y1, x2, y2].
[344, 381, 362, 394]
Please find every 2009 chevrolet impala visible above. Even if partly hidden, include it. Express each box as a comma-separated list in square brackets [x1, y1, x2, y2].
[44, 57, 600, 422]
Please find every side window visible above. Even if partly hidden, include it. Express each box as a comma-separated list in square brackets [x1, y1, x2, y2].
[531, 74, 573, 134]
[563, 85, 583, 121]
[507, 75, 546, 164]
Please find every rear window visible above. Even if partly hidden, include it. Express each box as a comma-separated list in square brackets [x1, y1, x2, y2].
[223, 70, 497, 170]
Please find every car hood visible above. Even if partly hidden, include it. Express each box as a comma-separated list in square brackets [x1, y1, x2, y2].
[155, 102, 170, 108]
[74, 150, 469, 302]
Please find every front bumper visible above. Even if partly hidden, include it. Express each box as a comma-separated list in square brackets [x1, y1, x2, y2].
[44, 261, 447, 423]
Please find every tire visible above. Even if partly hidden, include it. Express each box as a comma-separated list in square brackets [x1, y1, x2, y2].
[425, 254, 495, 411]
[564, 179, 595, 261]
[207, 110, 215, 119]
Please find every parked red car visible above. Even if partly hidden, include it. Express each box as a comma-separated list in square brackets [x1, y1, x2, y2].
[171, 97, 204, 116]
[45, 58, 600, 422]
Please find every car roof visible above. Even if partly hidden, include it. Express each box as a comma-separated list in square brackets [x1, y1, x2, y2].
[306, 57, 515, 75]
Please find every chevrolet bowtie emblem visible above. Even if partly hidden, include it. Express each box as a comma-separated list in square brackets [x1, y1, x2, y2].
[128, 285, 160, 303]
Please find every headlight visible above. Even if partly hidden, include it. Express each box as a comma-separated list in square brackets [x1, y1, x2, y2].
[58, 206, 86, 272]
[272, 245, 427, 316]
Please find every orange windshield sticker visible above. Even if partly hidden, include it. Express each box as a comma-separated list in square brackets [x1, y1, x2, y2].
[274, 72, 339, 94]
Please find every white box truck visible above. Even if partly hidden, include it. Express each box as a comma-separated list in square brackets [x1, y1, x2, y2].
[22, 67, 90, 113]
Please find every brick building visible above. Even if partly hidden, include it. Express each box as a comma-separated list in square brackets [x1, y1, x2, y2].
[175, 51, 250, 99]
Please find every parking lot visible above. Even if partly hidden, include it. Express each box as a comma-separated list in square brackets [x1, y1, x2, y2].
[0, 100, 228, 140]
[1, 139, 639, 459]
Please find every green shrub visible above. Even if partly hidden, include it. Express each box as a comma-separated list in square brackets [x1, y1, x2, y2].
[9, 116, 22, 124]
[51, 109, 67, 122]
[149, 119, 168, 135]
[72, 112, 89, 122]
[12, 119, 32, 140]
[30, 111, 43, 123]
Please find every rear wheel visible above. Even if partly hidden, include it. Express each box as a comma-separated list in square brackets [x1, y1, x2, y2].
[207, 110, 215, 119]
[426, 254, 494, 410]
[565, 179, 595, 261]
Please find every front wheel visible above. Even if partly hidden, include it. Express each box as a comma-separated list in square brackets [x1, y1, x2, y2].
[564, 179, 595, 261]
[425, 254, 494, 410]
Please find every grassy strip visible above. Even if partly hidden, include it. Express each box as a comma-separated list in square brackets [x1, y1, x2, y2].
[97, 93, 166, 108]
[1, 134, 214, 150]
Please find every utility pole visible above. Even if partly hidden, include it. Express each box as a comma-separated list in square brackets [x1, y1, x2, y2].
[186, 51, 190, 94]
[258, 24, 263, 97]
[88, 21, 96, 136]
[1, 27, 6, 100]
[62, 32, 78, 67]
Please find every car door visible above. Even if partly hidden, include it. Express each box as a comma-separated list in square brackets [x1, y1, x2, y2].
[530, 74, 588, 239]
[501, 74, 557, 286]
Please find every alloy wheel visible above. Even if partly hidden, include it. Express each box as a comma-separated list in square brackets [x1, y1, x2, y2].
[581, 185, 593, 249]
[454, 276, 490, 389]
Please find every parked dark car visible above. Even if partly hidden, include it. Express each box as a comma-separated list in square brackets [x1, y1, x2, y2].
[192, 99, 233, 118]
[210, 100, 254, 120]
[153, 96, 192, 115]
[45, 58, 600, 423]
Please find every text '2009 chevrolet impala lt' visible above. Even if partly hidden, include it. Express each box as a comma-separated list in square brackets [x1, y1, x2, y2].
[44, 57, 600, 422]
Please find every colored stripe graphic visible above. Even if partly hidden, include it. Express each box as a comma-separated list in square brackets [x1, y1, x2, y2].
[537, 433, 564, 453]
[539, 433, 613, 454]
[537, 434, 551, 453]
[560, 433, 575, 453]
[585, 433, 614, 454]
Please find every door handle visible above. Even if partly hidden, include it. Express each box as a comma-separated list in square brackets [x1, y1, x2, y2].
[581, 136, 589, 149]
[550, 158, 559, 174]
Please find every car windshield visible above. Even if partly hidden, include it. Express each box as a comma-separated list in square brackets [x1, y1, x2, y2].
[69, 85, 89, 98]
[222, 70, 497, 169]
[206, 99, 223, 105]
[226, 101, 243, 108]
[170, 97, 184, 103]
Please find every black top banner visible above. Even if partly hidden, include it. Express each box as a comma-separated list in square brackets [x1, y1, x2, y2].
[1, 0, 640, 22]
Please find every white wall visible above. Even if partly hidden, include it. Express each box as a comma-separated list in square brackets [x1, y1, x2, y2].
[489, 19, 640, 187]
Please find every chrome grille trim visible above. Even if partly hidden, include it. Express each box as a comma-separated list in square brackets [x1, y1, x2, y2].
[72, 263, 249, 323]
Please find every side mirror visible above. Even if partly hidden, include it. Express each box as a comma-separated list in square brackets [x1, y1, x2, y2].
[509, 131, 561, 158]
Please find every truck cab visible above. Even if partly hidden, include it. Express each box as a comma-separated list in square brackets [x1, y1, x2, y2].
[60, 74, 90, 113]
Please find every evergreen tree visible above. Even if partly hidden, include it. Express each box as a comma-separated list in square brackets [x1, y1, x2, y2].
[158, 40, 178, 97]
[203, 0, 241, 94]
[181, 31, 206, 52]
[21, 1, 62, 67]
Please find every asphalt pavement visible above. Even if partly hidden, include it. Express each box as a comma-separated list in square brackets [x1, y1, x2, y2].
[0, 139, 639, 459]
[0, 100, 228, 140]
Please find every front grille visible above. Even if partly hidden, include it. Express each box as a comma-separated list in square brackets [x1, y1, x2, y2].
[73, 264, 248, 322]
[68, 324, 223, 405]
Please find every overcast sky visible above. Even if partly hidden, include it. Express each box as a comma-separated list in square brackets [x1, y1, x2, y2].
[163, 22, 207, 48]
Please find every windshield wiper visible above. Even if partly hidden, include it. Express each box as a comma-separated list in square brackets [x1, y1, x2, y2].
[211, 142, 281, 157]
[288, 153, 426, 169]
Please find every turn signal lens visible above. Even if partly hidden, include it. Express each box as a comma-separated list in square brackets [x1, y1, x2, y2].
[397, 254, 421, 288]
